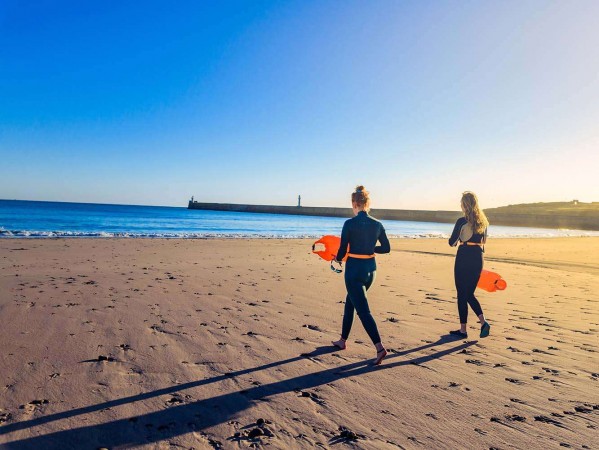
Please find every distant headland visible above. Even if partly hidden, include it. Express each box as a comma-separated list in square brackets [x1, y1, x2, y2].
[188, 199, 599, 231]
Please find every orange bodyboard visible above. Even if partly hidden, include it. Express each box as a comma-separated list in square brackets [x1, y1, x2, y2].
[477, 270, 507, 292]
[312, 235, 348, 262]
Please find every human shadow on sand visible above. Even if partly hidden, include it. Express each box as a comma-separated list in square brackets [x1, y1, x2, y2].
[2, 335, 474, 449]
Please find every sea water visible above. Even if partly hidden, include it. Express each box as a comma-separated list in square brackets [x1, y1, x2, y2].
[1, 200, 597, 239]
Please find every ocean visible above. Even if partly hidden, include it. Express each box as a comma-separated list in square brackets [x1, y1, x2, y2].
[1, 200, 597, 239]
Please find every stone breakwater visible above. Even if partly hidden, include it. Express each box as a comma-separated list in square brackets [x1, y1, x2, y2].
[188, 202, 599, 231]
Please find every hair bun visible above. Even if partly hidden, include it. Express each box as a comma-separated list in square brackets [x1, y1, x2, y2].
[351, 185, 370, 211]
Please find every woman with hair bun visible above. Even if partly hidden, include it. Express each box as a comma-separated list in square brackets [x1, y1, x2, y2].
[448, 191, 491, 338]
[332, 185, 390, 365]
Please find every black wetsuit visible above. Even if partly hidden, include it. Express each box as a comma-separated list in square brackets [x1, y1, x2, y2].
[449, 217, 487, 324]
[336, 211, 390, 344]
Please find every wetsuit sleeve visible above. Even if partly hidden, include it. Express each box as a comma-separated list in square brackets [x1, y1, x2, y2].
[336, 221, 350, 262]
[448, 218, 464, 247]
[374, 225, 390, 254]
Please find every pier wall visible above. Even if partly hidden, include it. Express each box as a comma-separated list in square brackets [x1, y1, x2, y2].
[187, 202, 599, 231]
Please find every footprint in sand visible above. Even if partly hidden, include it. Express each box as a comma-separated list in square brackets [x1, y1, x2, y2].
[573, 405, 595, 414]
[532, 348, 554, 355]
[505, 414, 526, 422]
[329, 426, 363, 443]
[19, 399, 49, 413]
[299, 390, 326, 405]
[534, 415, 565, 427]
[465, 359, 486, 366]
[82, 355, 117, 362]
[165, 394, 190, 406]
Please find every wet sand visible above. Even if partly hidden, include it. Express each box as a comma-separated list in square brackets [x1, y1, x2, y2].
[0, 237, 598, 449]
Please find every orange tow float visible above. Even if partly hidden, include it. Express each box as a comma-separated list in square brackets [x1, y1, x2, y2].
[312, 235, 347, 262]
[477, 270, 507, 292]
[312, 235, 348, 273]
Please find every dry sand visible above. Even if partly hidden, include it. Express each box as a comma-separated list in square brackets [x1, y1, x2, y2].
[0, 237, 598, 449]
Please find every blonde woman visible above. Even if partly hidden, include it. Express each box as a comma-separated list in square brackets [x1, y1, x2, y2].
[332, 186, 390, 365]
[448, 192, 491, 338]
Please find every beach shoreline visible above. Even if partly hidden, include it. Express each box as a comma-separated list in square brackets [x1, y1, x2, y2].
[1, 237, 598, 448]
[4, 199, 599, 240]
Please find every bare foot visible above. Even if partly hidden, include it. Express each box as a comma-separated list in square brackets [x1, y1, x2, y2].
[332, 339, 346, 350]
[373, 348, 387, 365]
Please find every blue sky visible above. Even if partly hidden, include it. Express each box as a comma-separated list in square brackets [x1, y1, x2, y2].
[1, 0, 598, 209]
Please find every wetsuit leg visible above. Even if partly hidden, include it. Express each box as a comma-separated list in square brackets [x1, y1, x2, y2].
[340, 294, 354, 340]
[467, 288, 483, 318]
[454, 246, 484, 323]
[341, 266, 377, 339]
[344, 259, 381, 345]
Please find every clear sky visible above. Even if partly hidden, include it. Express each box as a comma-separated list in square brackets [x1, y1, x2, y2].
[1, 0, 598, 210]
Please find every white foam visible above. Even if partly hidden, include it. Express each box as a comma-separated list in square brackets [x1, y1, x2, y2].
[1, 229, 598, 239]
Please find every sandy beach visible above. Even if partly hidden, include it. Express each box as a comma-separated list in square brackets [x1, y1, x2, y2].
[0, 237, 598, 449]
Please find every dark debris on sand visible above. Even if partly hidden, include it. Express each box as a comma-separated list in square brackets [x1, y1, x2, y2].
[228, 418, 275, 443]
[329, 426, 365, 444]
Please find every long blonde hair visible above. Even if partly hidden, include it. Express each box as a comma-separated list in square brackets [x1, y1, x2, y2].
[461, 191, 488, 234]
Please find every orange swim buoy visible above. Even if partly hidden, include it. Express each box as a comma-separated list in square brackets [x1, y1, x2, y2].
[477, 270, 507, 292]
[312, 235, 348, 262]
